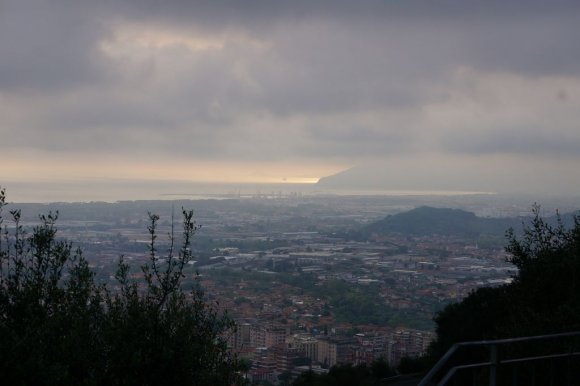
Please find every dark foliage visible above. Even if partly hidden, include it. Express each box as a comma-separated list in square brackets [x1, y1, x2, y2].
[0, 188, 243, 385]
[426, 205, 580, 383]
[396, 355, 431, 375]
[431, 206, 580, 353]
[292, 359, 396, 386]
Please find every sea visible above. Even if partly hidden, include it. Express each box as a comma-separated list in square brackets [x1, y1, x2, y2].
[1, 178, 492, 204]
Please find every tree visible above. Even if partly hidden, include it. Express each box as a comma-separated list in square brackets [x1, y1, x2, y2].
[428, 205, 580, 361]
[291, 359, 396, 386]
[504, 205, 580, 335]
[0, 188, 244, 385]
[397, 355, 431, 375]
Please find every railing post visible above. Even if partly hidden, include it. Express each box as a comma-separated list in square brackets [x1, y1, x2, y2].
[418, 332, 580, 386]
[567, 346, 572, 386]
[472, 367, 478, 386]
[549, 358, 554, 386]
[489, 344, 497, 386]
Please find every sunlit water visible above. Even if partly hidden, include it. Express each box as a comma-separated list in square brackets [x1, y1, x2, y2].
[2, 179, 493, 203]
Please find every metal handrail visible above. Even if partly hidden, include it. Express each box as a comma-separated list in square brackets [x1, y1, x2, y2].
[418, 331, 580, 386]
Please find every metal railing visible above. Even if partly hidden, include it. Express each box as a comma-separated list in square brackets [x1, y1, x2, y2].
[418, 331, 580, 386]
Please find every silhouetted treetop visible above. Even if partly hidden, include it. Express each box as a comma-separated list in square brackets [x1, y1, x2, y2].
[0, 188, 244, 385]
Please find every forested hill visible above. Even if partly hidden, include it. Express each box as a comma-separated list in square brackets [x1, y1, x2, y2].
[363, 206, 524, 238]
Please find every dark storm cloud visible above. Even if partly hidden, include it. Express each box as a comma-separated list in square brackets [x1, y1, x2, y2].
[443, 127, 580, 157]
[0, 1, 112, 92]
[3, 0, 579, 94]
[299, 123, 415, 158]
[1, 0, 580, 174]
[115, 0, 578, 26]
[117, 0, 580, 78]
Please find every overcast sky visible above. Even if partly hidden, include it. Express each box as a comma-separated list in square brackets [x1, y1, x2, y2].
[1, 0, 580, 195]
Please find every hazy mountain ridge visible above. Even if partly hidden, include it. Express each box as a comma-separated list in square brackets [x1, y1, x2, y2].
[315, 165, 496, 192]
[316, 164, 580, 195]
[317, 166, 386, 190]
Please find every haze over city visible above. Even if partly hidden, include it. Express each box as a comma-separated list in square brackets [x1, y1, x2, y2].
[4, 3, 580, 384]
[2, 0, 580, 201]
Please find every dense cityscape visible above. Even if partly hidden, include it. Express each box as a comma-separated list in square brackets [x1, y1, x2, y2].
[8, 192, 566, 383]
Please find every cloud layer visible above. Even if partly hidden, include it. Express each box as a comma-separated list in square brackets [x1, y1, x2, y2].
[1, 0, 580, 193]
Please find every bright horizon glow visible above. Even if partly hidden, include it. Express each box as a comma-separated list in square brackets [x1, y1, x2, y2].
[0, 150, 335, 185]
[277, 177, 319, 184]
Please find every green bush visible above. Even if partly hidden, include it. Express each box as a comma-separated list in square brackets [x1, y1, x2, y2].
[0, 188, 244, 385]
